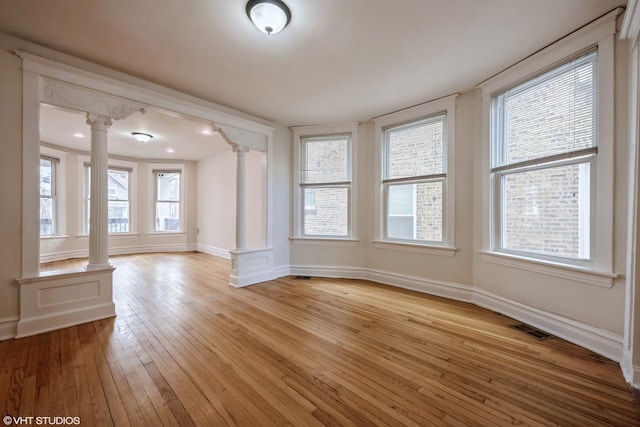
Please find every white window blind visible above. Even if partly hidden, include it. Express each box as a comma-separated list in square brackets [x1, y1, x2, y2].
[492, 50, 598, 171]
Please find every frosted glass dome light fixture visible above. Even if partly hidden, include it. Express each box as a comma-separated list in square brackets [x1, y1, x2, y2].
[246, 0, 291, 35]
[132, 132, 153, 143]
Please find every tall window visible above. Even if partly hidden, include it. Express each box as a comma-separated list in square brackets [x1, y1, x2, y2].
[40, 156, 57, 236]
[491, 50, 597, 262]
[85, 165, 131, 233]
[383, 114, 447, 243]
[107, 168, 131, 233]
[299, 135, 351, 237]
[154, 171, 181, 232]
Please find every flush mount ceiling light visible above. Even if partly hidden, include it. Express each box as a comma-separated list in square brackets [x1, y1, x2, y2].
[246, 0, 291, 35]
[131, 132, 153, 143]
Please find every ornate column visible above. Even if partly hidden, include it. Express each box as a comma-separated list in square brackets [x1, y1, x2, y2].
[233, 144, 249, 250]
[213, 123, 276, 287]
[86, 113, 113, 270]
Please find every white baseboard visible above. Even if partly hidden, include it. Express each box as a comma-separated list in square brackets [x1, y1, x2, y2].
[40, 249, 87, 263]
[40, 243, 197, 263]
[287, 264, 623, 362]
[368, 268, 474, 302]
[196, 243, 231, 260]
[0, 317, 18, 341]
[273, 265, 291, 278]
[15, 302, 115, 338]
[472, 289, 623, 362]
[622, 350, 640, 389]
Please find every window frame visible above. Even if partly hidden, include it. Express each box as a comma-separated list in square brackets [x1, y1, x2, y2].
[477, 12, 616, 282]
[382, 113, 448, 244]
[152, 168, 184, 233]
[373, 94, 457, 254]
[107, 166, 132, 234]
[490, 49, 599, 266]
[83, 161, 135, 235]
[292, 123, 358, 242]
[39, 155, 58, 237]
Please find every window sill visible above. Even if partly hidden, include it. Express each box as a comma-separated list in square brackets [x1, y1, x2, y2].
[372, 240, 457, 256]
[290, 237, 360, 246]
[478, 250, 618, 288]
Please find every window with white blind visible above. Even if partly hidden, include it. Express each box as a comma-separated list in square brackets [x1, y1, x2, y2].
[299, 135, 352, 237]
[383, 114, 447, 244]
[491, 50, 597, 263]
[40, 156, 57, 236]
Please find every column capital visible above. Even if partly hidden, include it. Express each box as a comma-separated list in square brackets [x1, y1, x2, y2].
[232, 143, 250, 154]
[86, 113, 113, 131]
[212, 122, 267, 152]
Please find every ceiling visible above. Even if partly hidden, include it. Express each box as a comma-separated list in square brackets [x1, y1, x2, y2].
[0, 0, 627, 159]
[39, 104, 229, 161]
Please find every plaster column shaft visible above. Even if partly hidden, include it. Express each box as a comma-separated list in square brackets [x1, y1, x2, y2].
[234, 144, 249, 250]
[86, 113, 113, 270]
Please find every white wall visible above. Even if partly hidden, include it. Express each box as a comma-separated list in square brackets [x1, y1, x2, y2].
[272, 125, 292, 269]
[197, 150, 236, 255]
[196, 148, 267, 256]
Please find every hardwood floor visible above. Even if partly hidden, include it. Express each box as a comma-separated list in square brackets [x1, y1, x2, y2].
[1, 252, 638, 426]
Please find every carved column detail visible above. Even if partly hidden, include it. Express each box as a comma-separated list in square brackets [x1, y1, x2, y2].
[233, 144, 250, 250]
[86, 113, 113, 270]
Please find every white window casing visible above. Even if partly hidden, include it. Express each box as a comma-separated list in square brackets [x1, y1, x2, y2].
[292, 123, 358, 242]
[373, 94, 458, 255]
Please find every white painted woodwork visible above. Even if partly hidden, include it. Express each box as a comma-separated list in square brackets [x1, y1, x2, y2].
[15, 267, 115, 338]
[233, 144, 249, 251]
[229, 248, 276, 287]
[621, 0, 640, 389]
[86, 113, 113, 270]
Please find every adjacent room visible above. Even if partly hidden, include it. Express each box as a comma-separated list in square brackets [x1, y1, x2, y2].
[1, 0, 640, 425]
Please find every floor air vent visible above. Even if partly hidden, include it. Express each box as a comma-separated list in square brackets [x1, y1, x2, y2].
[510, 324, 554, 340]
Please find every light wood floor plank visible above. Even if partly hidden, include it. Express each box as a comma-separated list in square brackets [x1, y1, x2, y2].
[0, 251, 633, 426]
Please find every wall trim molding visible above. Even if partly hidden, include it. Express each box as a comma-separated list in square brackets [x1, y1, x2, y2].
[15, 302, 115, 339]
[196, 243, 231, 260]
[472, 289, 623, 362]
[0, 317, 19, 341]
[280, 264, 623, 362]
[229, 248, 276, 287]
[40, 243, 198, 263]
[16, 267, 116, 339]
